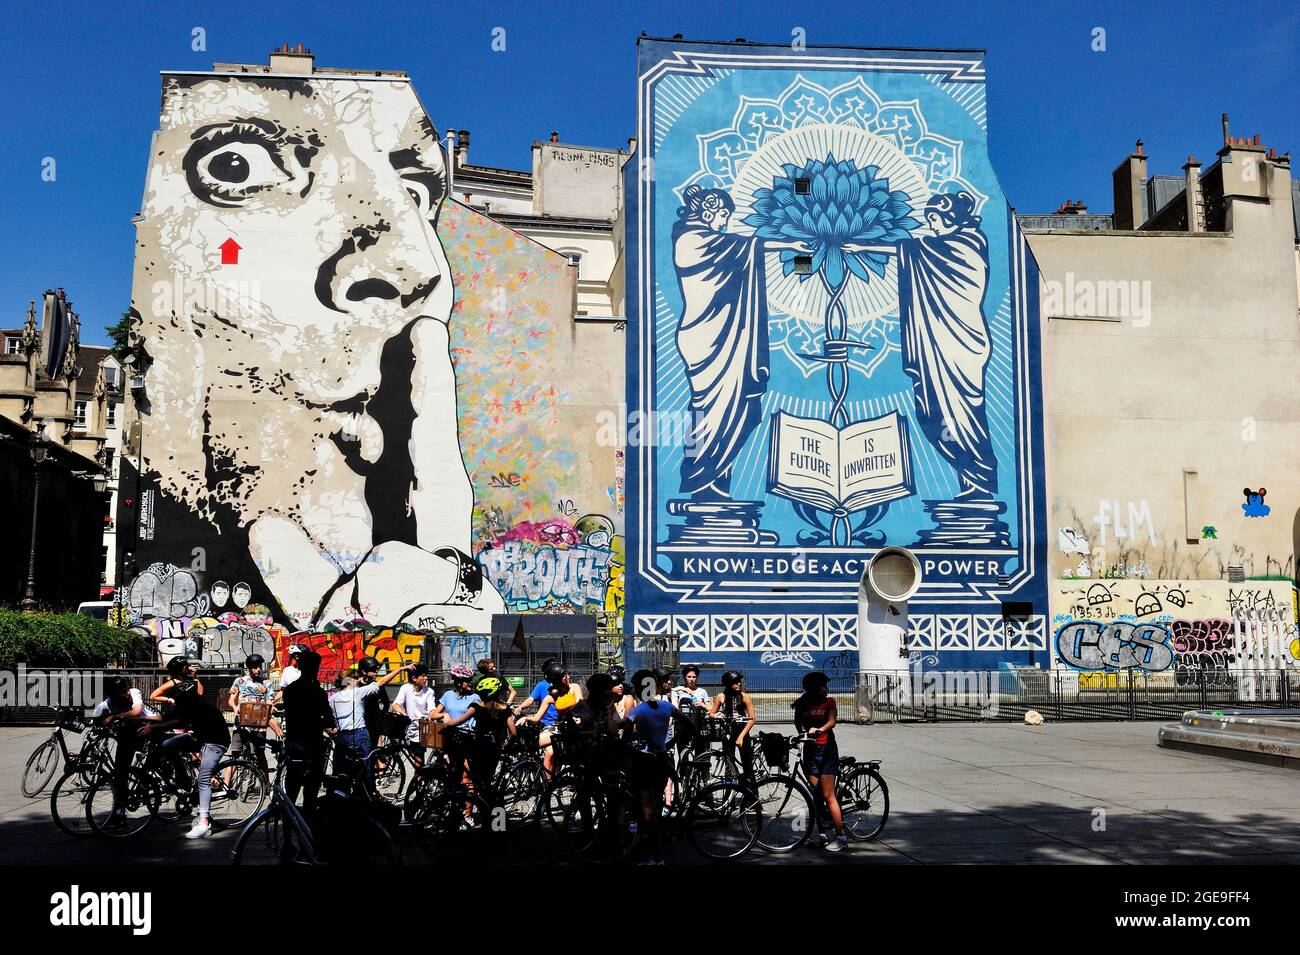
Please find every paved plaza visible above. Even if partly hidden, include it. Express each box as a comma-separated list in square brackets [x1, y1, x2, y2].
[2, 720, 1297, 865]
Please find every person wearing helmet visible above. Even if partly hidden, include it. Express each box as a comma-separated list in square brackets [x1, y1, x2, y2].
[440, 673, 517, 793]
[518, 663, 583, 774]
[355, 656, 391, 756]
[139, 657, 231, 840]
[515, 656, 559, 714]
[793, 671, 847, 852]
[709, 670, 757, 779]
[90, 676, 160, 831]
[627, 667, 678, 863]
[391, 663, 436, 767]
[608, 663, 635, 720]
[433, 666, 480, 731]
[476, 657, 517, 705]
[150, 655, 205, 708]
[279, 643, 307, 691]
[226, 653, 280, 780]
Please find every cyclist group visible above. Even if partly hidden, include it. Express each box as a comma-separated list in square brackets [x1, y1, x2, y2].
[88, 646, 856, 857]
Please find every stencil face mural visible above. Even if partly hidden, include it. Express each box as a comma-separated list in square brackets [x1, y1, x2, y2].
[129, 73, 504, 632]
[627, 40, 1049, 669]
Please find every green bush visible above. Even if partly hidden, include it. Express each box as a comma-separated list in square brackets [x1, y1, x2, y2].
[0, 609, 149, 670]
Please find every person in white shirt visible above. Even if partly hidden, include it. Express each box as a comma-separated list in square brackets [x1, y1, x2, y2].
[90, 677, 160, 826]
[670, 665, 710, 710]
[330, 664, 411, 790]
[391, 663, 437, 767]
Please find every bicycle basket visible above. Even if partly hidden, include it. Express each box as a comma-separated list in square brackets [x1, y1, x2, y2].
[57, 711, 87, 734]
[758, 732, 791, 771]
[237, 701, 272, 729]
[701, 718, 732, 743]
[549, 731, 592, 762]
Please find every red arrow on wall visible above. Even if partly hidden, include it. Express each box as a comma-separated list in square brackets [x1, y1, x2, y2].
[220, 237, 241, 265]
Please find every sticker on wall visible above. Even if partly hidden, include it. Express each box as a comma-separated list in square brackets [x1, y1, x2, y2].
[1241, 488, 1270, 518]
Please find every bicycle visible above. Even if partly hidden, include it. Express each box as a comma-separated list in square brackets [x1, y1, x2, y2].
[749, 732, 889, 852]
[23, 707, 115, 798]
[540, 731, 762, 863]
[49, 718, 147, 838]
[84, 730, 269, 838]
[232, 738, 396, 865]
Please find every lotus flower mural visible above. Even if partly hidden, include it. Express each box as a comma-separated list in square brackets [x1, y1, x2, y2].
[745, 155, 920, 291]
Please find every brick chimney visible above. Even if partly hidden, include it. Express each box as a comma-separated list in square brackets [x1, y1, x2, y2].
[269, 42, 314, 74]
[1055, 199, 1088, 216]
[1111, 139, 1147, 230]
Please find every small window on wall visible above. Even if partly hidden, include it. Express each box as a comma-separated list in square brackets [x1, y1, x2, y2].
[104, 365, 118, 387]
[75, 401, 88, 427]
[4, 337, 20, 355]
[106, 403, 117, 428]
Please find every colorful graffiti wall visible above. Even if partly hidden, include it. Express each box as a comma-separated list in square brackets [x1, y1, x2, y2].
[627, 39, 1048, 668]
[1051, 579, 1299, 686]
[122, 68, 622, 645]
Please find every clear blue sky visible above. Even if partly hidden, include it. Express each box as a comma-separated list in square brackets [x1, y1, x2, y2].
[1, 0, 1294, 346]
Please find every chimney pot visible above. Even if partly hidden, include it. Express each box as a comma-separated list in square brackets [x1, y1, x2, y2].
[1253, 134, 1259, 146]
[550, 131, 559, 143]
[1135, 139, 1143, 156]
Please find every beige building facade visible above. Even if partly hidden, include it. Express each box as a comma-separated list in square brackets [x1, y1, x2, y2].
[1023, 121, 1299, 666]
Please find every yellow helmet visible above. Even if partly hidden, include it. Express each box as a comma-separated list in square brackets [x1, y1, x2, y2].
[473, 675, 504, 700]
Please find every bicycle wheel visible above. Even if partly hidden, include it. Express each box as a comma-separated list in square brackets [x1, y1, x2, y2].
[408, 787, 490, 862]
[500, 759, 546, 823]
[687, 780, 762, 861]
[85, 768, 160, 838]
[550, 777, 639, 864]
[22, 738, 62, 798]
[209, 759, 268, 829]
[371, 749, 407, 803]
[50, 769, 98, 837]
[839, 766, 889, 841]
[78, 735, 117, 786]
[232, 806, 296, 864]
[752, 774, 815, 852]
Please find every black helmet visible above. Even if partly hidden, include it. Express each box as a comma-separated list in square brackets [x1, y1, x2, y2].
[105, 676, 130, 698]
[608, 664, 626, 682]
[652, 666, 674, 685]
[245, 654, 265, 670]
[166, 656, 193, 679]
[721, 670, 744, 687]
[539, 657, 558, 673]
[544, 663, 568, 685]
[801, 671, 830, 692]
[358, 656, 381, 674]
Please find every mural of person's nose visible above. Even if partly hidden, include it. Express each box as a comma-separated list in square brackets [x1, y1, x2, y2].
[308, 184, 449, 405]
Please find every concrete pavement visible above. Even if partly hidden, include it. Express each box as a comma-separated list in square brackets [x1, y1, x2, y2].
[2, 720, 1297, 864]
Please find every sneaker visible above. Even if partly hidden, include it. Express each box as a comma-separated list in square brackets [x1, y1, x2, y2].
[816, 830, 831, 846]
[825, 835, 848, 852]
[184, 820, 212, 840]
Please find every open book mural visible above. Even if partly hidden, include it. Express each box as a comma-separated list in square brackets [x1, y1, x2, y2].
[627, 38, 1049, 669]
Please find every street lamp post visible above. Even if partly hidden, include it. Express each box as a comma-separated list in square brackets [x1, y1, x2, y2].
[20, 423, 50, 612]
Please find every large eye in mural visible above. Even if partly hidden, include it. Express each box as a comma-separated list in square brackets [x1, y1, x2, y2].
[398, 168, 445, 218]
[184, 122, 296, 207]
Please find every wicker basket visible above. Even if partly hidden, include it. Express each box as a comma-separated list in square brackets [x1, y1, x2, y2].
[238, 701, 272, 729]
[417, 718, 444, 750]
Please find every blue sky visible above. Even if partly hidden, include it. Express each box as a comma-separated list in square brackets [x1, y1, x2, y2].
[1, 0, 1294, 346]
